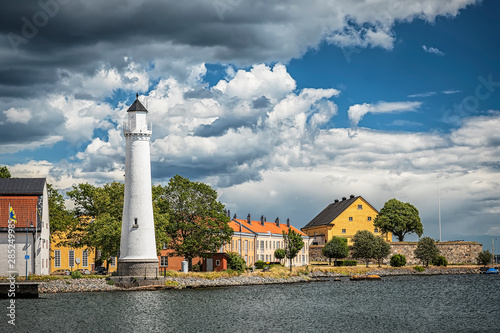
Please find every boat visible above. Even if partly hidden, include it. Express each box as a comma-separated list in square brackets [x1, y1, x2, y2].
[484, 268, 499, 274]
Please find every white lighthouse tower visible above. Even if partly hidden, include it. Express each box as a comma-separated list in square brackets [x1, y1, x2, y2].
[118, 94, 158, 277]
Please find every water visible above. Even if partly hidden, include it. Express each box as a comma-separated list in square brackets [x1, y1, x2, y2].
[6, 274, 500, 332]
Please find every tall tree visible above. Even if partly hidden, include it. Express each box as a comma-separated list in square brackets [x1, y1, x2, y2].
[414, 236, 440, 266]
[352, 230, 377, 267]
[0, 166, 11, 178]
[322, 236, 349, 265]
[158, 175, 233, 271]
[283, 228, 305, 273]
[374, 198, 423, 241]
[373, 236, 391, 267]
[47, 184, 77, 241]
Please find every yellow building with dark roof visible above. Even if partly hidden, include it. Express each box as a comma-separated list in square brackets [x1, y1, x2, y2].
[301, 195, 391, 245]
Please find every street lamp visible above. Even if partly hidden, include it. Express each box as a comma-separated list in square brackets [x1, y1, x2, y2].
[25, 221, 33, 281]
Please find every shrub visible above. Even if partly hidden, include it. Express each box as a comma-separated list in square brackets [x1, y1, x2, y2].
[227, 252, 246, 272]
[334, 260, 357, 266]
[390, 254, 407, 267]
[255, 260, 266, 269]
[433, 256, 448, 266]
[106, 279, 115, 286]
[414, 265, 425, 272]
[70, 270, 82, 279]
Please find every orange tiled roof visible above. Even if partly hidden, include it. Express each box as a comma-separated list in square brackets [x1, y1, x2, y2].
[233, 218, 307, 237]
[0, 196, 38, 228]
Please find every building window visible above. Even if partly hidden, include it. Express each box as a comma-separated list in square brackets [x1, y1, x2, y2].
[245, 255, 248, 264]
[368, 217, 372, 221]
[349, 217, 353, 221]
[260, 241, 264, 253]
[358, 204, 362, 210]
[68, 250, 75, 268]
[162, 243, 167, 250]
[110, 257, 116, 267]
[374, 228, 379, 233]
[245, 240, 248, 254]
[83, 250, 88, 267]
[216, 260, 220, 267]
[342, 229, 346, 234]
[160, 256, 168, 267]
[238, 239, 242, 254]
[54, 250, 61, 268]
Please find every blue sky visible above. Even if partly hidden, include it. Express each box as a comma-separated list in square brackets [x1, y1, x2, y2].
[1, 0, 499, 250]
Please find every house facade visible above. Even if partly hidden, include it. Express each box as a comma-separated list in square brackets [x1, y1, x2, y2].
[302, 195, 392, 245]
[232, 215, 310, 267]
[50, 231, 117, 274]
[0, 178, 50, 276]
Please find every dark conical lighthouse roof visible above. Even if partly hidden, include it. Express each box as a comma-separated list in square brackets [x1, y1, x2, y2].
[127, 93, 148, 112]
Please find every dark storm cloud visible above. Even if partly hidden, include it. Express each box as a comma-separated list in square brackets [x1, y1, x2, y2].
[0, 0, 317, 96]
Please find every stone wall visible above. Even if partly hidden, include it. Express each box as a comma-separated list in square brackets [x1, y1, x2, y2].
[310, 242, 482, 265]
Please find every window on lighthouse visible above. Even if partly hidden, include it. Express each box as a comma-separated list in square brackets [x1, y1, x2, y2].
[133, 218, 138, 228]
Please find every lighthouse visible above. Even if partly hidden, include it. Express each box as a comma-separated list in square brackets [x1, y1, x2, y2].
[118, 94, 159, 277]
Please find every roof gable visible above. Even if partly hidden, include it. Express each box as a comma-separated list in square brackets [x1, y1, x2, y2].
[0, 178, 46, 195]
[127, 94, 148, 112]
[302, 195, 377, 229]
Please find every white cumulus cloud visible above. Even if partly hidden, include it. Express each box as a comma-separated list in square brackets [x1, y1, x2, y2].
[347, 101, 422, 126]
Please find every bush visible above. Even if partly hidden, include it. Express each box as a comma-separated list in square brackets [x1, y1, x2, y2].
[255, 260, 265, 269]
[414, 265, 425, 272]
[334, 260, 357, 266]
[476, 250, 493, 266]
[227, 252, 246, 272]
[70, 270, 82, 279]
[433, 256, 448, 266]
[390, 254, 407, 267]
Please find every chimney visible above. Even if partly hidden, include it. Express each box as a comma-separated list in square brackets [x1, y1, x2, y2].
[261, 215, 265, 226]
[227, 210, 231, 218]
[275, 217, 280, 227]
[233, 213, 237, 219]
[334, 199, 339, 203]
[287, 218, 290, 228]
[342, 197, 346, 201]
[247, 214, 251, 225]
[350, 194, 355, 199]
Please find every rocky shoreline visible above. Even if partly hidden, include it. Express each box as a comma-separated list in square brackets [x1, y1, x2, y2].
[38, 266, 483, 294]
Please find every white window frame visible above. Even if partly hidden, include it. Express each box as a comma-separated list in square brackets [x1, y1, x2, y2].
[160, 256, 168, 267]
[54, 250, 61, 268]
[68, 250, 75, 268]
[82, 250, 88, 267]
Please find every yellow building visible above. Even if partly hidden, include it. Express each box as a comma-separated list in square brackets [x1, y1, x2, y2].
[50, 232, 117, 274]
[301, 195, 391, 245]
[221, 220, 257, 266]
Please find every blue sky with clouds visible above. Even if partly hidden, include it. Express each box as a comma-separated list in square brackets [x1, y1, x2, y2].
[1, 0, 499, 250]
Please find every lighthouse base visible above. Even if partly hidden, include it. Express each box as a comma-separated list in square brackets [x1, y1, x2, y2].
[117, 259, 159, 277]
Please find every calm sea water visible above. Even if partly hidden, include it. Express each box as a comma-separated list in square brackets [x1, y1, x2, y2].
[5, 274, 500, 333]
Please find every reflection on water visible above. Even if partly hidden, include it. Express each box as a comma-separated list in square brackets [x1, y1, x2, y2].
[9, 274, 500, 333]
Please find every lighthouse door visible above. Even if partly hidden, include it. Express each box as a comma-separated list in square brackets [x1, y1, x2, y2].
[206, 258, 213, 272]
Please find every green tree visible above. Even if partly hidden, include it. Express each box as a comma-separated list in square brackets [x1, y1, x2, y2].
[227, 252, 246, 272]
[0, 166, 11, 178]
[274, 248, 286, 263]
[476, 250, 493, 266]
[322, 236, 349, 265]
[352, 230, 377, 267]
[414, 236, 440, 266]
[83, 213, 121, 271]
[373, 236, 391, 267]
[374, 198, 423, 241]
[47, 183, 77, 240]
[158, 175, 233, 271]
[283, 228, 305, 273]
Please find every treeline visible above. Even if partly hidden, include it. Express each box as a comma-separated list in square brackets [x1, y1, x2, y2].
[49, 175, 233, 270]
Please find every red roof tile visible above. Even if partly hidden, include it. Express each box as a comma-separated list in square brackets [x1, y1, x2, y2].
[0, 196, 39, 228]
